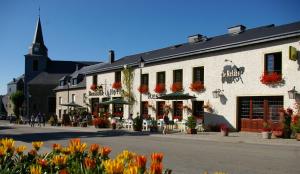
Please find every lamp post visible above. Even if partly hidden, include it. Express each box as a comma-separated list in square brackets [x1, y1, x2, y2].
[212, 89, 223, 98]
[139, 56, 145, 118]
[67, 81, 70, 114]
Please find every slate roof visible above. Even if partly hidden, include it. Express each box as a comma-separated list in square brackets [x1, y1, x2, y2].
[28, 72, 69, 85]
[53, 63, 106, 91]
[7, 74, 24, 85]
[86, 21, 300, 75]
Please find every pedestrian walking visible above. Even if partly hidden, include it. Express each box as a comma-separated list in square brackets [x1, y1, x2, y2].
[30, 113, 35, 127]
[163, 113, 169, 135]
[42, 113, 46, 127]
[37, 112, 42, 127]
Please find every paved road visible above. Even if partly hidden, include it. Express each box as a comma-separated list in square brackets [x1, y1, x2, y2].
[1, 122, 299, 174]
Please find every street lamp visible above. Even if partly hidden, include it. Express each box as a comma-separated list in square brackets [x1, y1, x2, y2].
[288, 86, 298, 99]
[212, 89, 223, 98]
[139, 56, 145, 118]
[67, 81, 70, 114]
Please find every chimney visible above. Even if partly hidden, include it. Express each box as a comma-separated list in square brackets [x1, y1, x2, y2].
[228, 25, 246, 35]
[76, 64, 79, 71]
[109, 50, 115, 64]
[13, 78, 16, 82]
[188, 34, 207, 44]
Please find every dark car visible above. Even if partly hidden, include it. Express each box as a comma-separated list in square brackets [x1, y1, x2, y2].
[7, 115, 17, 123]
[0, 113, 7, 120]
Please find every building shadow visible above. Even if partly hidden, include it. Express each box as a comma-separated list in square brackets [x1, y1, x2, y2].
[0, 129, 150, 143]
[204, 112, 235, 131]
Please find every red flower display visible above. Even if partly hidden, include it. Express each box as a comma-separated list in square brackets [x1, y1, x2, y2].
[154, 83, 165, 93]
[112, 81, 122, 89]
[189, 81, 205, 92]
[90, 84, 97, 91]
[157, 115, 163, 119]
[138, 84, 149, 94]
[173, 115, 182, 121]
[170, 82, 182, 92]
[260, 72, 282, 85]
[113, 112, 123, 117]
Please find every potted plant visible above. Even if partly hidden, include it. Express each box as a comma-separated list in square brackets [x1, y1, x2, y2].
[150, 119, 158, 132]
[262, 121, 272, 139]
[272, 128, 283, 138]
[189, 81, 205, 92]
[220, 124, 229, 136]
[186, 116, 197, 134]
[291, 115, 300, 140]
[133, 116, 143, 131]
[154, 83, 165, 93]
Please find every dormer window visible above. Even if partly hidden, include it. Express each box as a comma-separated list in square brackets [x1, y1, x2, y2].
[72, 78, 77, 85]
[60, 80, 64, 86]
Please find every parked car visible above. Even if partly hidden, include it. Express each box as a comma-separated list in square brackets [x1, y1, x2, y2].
[20, 116, 29, 124]
[0, 113, 7, 120]
[7, 115, 17, 123]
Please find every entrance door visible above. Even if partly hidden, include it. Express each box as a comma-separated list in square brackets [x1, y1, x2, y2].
[238, 96, 283, 132]
[91, 98, 99, 117]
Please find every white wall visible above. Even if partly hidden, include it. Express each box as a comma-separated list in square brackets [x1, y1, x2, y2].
[86, 37, 300, 129]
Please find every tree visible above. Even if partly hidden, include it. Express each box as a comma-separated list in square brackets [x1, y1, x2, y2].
[10, 90, 24, 119]
[122, 66, 135, 116]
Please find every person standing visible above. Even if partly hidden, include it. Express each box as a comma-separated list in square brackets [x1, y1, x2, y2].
[37, 112, 42, 127]
[163, 113, 169, 135]
[42, 113, 46, 127]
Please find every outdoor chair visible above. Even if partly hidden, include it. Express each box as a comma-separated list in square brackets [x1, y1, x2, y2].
[125, 119, 133, 130]
[157, 119, 164, 131]
[142, 119, 151, 131]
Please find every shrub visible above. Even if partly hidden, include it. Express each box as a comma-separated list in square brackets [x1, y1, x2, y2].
[133, 116, 143, 131]
[187, 116, 197, 129]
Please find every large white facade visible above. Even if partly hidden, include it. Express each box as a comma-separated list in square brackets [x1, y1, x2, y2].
[86, 37, 300, 130]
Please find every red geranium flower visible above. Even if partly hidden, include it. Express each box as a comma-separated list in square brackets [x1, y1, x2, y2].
[260, 72, 282, 85]
[112, 81, 122, 89]
[154, 83, 165, 93]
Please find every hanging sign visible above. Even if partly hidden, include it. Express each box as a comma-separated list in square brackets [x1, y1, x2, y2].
[88, 85, 123, 96]
[221, 65, 245, 84]
[289, 46, 298, 61]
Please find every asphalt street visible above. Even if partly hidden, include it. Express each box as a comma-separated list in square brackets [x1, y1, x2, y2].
[1, 121, 299, 174]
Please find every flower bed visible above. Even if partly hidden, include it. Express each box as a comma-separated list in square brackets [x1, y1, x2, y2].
[0, 138, 170, 174]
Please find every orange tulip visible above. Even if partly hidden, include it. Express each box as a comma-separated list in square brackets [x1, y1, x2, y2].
[151, 153, 163, 163]
[100, 146, 112, 157]
[150, 162, 163, 174]
[89, 144, 100, 154]
[84, 157, 96, 169]
[52, 143, 62, 152]
[58, 169, 69, 174]
[136, 155, 147, 169]
[16, 145, 27, 155]
[37, 158, 48, 168]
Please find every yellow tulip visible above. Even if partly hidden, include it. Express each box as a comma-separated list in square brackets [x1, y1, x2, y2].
[0, 146, 7, 157]
[52, 155, 67, 167]
[30, 165, 42, 174]
[1, 138, 15, 152]
[103, 159, 124, 174]
[15, 145, 27, 155]
[32, 141, 43, 151]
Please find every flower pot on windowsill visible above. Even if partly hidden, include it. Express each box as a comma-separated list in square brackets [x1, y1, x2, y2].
[262, 131, 272, 139]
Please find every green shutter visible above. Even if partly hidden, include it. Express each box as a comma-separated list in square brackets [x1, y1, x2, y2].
[289, 46, 298, 61]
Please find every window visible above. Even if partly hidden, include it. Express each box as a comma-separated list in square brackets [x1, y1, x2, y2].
[59, 109, 62, 119]
[157, 101, 165, 118]
[173, 101, 183, 118]
[141, 101, 149, 118]
[115, 71, 121, 82]
[72, 94, 76, 102]
[157, 72, 165, 84]
[60, 80, 64, 86]
[173, 69, 183, 83]
[33, 60, 38, 71]
[59, 97, 62, 105]
[264, 52, 282, 74]
[92, 75, 97, 85]
[193, 67, 204, 82]
[193, 101, 204, 118]
[72, 78, 77, 85]
[141, 74, 149, 85]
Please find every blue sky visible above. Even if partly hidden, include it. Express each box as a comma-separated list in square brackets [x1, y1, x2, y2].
[0, 0, 299, 95]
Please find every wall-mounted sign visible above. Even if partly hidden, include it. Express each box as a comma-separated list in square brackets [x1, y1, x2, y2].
[89, 86, 123, 97]
[289, 46, 298, 61]
[221, 65, 245, 84]
[148, 93, 162, 99]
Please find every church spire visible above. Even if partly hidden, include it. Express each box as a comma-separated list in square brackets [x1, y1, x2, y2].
[29, 16, 48, 56]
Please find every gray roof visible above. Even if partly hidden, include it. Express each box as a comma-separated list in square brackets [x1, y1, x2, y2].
[7, 74, 24, 85]
[53, 63, 106, 91]
[86, 21, 300, 75]
[28, 72, 69, 85]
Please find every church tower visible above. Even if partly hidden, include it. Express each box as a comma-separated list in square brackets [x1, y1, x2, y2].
[28, 17, 48, 56]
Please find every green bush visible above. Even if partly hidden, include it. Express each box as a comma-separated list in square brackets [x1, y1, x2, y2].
[187, 116, 197, 129]
[133, 116, 143, 131]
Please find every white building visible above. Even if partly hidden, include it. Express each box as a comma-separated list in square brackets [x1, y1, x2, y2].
[85, 22, 300, 132]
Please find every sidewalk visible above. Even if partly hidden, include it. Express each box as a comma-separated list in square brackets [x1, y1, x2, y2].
[3, 122, 300, 147]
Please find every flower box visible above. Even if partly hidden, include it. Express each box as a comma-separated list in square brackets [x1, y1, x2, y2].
[154, 83, 165, 93]
[90, 84, 97, 91]
[260, 72, 283, 85]
[138, 84, 149, 94]
[112, 81, 122, 89]
[170, 82, 182, 92]
[189, 81, 205, 92]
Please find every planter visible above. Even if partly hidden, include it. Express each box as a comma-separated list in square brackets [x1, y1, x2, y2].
[296, 133, 300, 141]
[150, 127, 158, 132]
[262, 131, 272, 139]
[272, 130, 283, 138]
[112, 123, 116, 130]
[187, 128, 197, 134]
[283, 129, 292, 139]
[221, 130, 228, 136]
